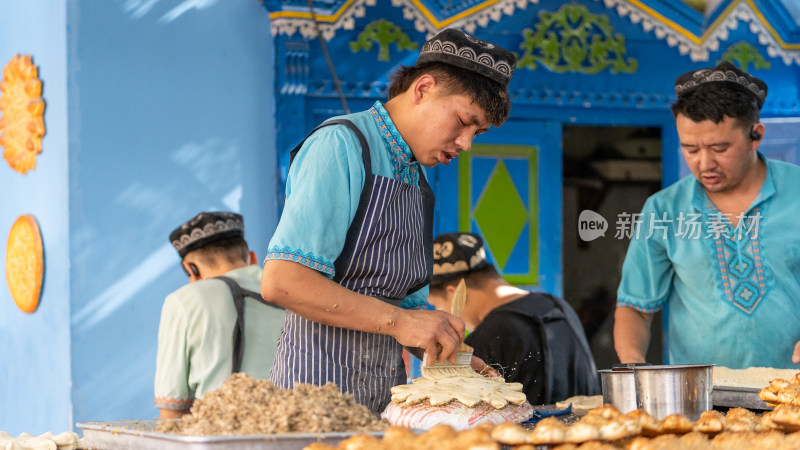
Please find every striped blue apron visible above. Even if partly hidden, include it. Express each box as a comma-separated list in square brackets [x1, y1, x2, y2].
[270, 119, 434, 414]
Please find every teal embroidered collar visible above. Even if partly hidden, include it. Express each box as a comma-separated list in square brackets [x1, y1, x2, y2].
[369, 101, 419, 185]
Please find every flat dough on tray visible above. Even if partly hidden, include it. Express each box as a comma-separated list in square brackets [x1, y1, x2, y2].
[390, 376, 527, 409]
[555, 395, 604, 410]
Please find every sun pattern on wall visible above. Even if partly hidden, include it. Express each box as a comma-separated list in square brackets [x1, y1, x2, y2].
[0, 53, 46, 175]
[6, 215, 44, 314]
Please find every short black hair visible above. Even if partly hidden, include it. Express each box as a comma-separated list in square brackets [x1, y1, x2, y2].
[428, 264, 500, 292]
[670, 84, 760, 132]
[388, 62, 511, 127]
[186, 236, 249, 267]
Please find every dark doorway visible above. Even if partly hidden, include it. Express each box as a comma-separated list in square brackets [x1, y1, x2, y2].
[562, 125, 664, 370]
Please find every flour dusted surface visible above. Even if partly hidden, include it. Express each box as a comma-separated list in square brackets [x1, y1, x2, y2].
[713, 366, 800, 389]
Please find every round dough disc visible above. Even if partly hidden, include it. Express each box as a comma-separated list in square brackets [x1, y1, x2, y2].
[6, 214, 44, 313]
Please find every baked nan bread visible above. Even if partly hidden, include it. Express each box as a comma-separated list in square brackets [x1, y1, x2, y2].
[564, 418, 601, 443]
[693, 409, 725, 435]
[756, 372, 800, 408]
[762, 404, 800, 433]
[450, 424, 497, 449]
[490, 422, 530, 445]
[724, 407, 762, 432]
[657, 413, 694, 434]
[625, 409, 661, 437]
[584, 404, 621, 421]
[529, 417, 568, 446]
[760, 386, 781, 406]
[600, 414, 641, 441]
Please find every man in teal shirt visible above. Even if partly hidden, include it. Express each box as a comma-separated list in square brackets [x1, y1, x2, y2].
[261, 29, 516, 413]
[614, 62, 800, 369]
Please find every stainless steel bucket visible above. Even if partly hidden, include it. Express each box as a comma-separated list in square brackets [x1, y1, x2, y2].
[634, 364, 713, 421]
[598, 368, 637, 413]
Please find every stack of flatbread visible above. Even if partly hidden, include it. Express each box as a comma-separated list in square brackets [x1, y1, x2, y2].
[389, 376, 526, 409]
[381, 375, 533, 430]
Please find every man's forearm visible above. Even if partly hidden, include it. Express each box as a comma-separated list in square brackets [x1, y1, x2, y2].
[261, 259, 465, 362]
[613, 306, 654, 363]
[261, 259, 401, 334]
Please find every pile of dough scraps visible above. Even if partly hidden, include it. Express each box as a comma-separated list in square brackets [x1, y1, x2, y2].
[158, 373, 387, 435]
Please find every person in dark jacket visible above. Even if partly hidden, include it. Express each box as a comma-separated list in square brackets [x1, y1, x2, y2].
[428, 232, 600, 405]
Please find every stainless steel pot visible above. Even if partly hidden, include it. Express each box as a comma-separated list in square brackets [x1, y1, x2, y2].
[634, 364, 713, 421]
[598, 367, 637, 413]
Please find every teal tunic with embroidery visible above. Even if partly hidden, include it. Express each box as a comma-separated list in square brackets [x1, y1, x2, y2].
[264, 102, 434, 413]
[265, 101, 429, 310]
[617, 156, 800, 368]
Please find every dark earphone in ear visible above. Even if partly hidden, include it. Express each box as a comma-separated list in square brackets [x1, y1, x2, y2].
[181, 262, 201, 277]
[750, 127, 762, 141]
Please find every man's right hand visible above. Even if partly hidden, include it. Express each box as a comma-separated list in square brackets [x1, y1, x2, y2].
[392, 308, 465, 365]
[262, 259, 467, 361]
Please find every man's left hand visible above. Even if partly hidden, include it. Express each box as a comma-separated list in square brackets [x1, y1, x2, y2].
[793, 341, 800, 364]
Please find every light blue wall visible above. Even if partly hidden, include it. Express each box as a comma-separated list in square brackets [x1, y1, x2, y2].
[0, 0, 71, 436]
[1, 0, 277, 435]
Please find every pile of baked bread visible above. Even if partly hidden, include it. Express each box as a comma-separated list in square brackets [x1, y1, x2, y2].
[308, 371, 800, 449]
[309, 404, 800, 449]
[489, 403, 800, 448]
[760, 372, 800, 408]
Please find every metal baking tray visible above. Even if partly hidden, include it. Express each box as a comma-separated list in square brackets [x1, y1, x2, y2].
[77, 419, 384, 450]
[712, 386, 772, 410]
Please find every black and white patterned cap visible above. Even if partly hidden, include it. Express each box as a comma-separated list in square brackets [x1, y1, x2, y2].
[674, 61, 768, 109]
[432, 232, 489, 281]
[169, 211, 244, 258]
[417, 28, 516, 89]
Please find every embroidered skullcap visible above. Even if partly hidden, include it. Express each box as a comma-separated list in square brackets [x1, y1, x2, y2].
[432, 232, 489, 282]
[417, 28, 516, 89]
[169, 211, 244, 258]
[674, 61, 768, 110]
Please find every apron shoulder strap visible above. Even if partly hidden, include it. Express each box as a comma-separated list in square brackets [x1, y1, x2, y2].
[289, 119, 372, 174]
[215, 275, 283, 375]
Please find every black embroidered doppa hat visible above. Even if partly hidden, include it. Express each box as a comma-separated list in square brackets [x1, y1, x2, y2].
[170, 211, 244, 258]
[432, 232, 489, 282]
[417, 28, 516, 89]
[674, 61, 768, 109]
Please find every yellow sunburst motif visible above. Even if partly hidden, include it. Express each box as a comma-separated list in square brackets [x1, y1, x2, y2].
[0, 54, 46, 175]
